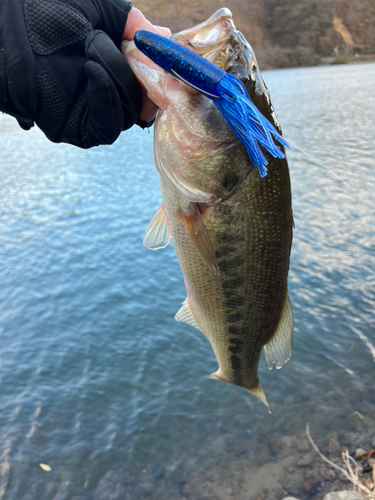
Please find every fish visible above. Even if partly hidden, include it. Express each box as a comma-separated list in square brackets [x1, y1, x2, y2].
[122, 8, 294, 411]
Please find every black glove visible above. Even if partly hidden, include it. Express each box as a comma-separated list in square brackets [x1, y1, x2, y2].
[0, 0, 147, 148]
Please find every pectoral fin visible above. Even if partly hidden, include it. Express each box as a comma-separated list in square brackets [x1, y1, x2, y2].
[143, 204, 171, 249]
[175, 299, 200, 330]
[179, 203, 218, 274]
[264, 294, 293, 370]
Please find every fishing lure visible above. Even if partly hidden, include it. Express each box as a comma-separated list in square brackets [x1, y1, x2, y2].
[134, 30, 289, 178]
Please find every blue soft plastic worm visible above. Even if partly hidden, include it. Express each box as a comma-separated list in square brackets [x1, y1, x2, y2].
[134, 30, 289, 178]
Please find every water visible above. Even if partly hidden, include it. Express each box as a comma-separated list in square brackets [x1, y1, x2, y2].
[0, 62, 374, 500]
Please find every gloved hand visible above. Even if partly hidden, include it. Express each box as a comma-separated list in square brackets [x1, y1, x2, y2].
[0, 0, 168, 148]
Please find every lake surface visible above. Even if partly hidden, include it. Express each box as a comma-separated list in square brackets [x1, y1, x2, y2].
[0, 62, 374, 500]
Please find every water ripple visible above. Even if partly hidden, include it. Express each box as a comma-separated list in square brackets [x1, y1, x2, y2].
[0, 62, 374, 499]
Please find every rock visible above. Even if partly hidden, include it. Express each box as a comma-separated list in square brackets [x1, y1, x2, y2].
[319, 466, 336, 481]
[328, 437, 340, 455]
[281, 472, 303, 496]
[242, 456, 295, 499]
[323, 491, 364, 500]
[363, 462, 373, 473]
[303, 477, 320, 493]
[273, 435, 299, 459]
[222, 487, 233, 497]
[364, 477, 374, 490]
[343, 432, 357, 446]
[368, 448, 375, 463]
[261, 491, 283, 500]
[296, 453, 314, 467]
[354, 448, 367, 460]
[282, 497, 300, 500]
[297, 439, 311, 453]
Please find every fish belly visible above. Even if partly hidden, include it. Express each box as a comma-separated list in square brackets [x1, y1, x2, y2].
[160, 157, 293, 394]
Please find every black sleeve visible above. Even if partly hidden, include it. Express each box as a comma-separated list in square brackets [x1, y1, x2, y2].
[0, 0, 146, 148]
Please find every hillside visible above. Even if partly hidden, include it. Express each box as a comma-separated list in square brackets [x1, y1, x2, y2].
[134, 0, 375, 68]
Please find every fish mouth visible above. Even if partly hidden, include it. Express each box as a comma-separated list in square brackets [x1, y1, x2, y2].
[172, 9, 275, 123]
[171, 8, 252, 82]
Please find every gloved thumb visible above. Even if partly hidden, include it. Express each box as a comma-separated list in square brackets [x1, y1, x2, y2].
[122, 7, 171, 41]
[84, 59, 124, 146]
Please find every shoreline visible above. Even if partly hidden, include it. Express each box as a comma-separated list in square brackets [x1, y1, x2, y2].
[262, 54, 375, 71]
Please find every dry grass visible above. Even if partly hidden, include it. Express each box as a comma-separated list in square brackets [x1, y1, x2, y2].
[306, 423, 375, 500]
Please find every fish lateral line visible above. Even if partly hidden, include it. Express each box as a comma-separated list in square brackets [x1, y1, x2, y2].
[133, 29, 289, 178]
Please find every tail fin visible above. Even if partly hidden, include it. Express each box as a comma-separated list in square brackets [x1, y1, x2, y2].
[248, 384, 272, 413]
[208, 369, 272, 413]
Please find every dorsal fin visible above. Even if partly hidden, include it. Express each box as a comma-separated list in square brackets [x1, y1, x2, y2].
[175, 299, 200, 330]
[264, 294, 293, 370]
[143, 204, 171, 250]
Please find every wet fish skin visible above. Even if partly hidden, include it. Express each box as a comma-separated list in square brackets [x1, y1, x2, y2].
[123, 8, 294, 410]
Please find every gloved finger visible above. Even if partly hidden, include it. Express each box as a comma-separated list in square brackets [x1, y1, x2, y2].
[84, 60, 125, 147]
[86, 30, 142, 129]
[122, 7, 171, 41]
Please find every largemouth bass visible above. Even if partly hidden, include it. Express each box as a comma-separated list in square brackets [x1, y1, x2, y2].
[123, 8, 294, 410]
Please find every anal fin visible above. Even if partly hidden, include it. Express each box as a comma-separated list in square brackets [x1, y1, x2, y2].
[264, 294, 293, 370]
[143, 204, 171, 250]
[175, 299, 200, 330]
[179, 203, 218, 274]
